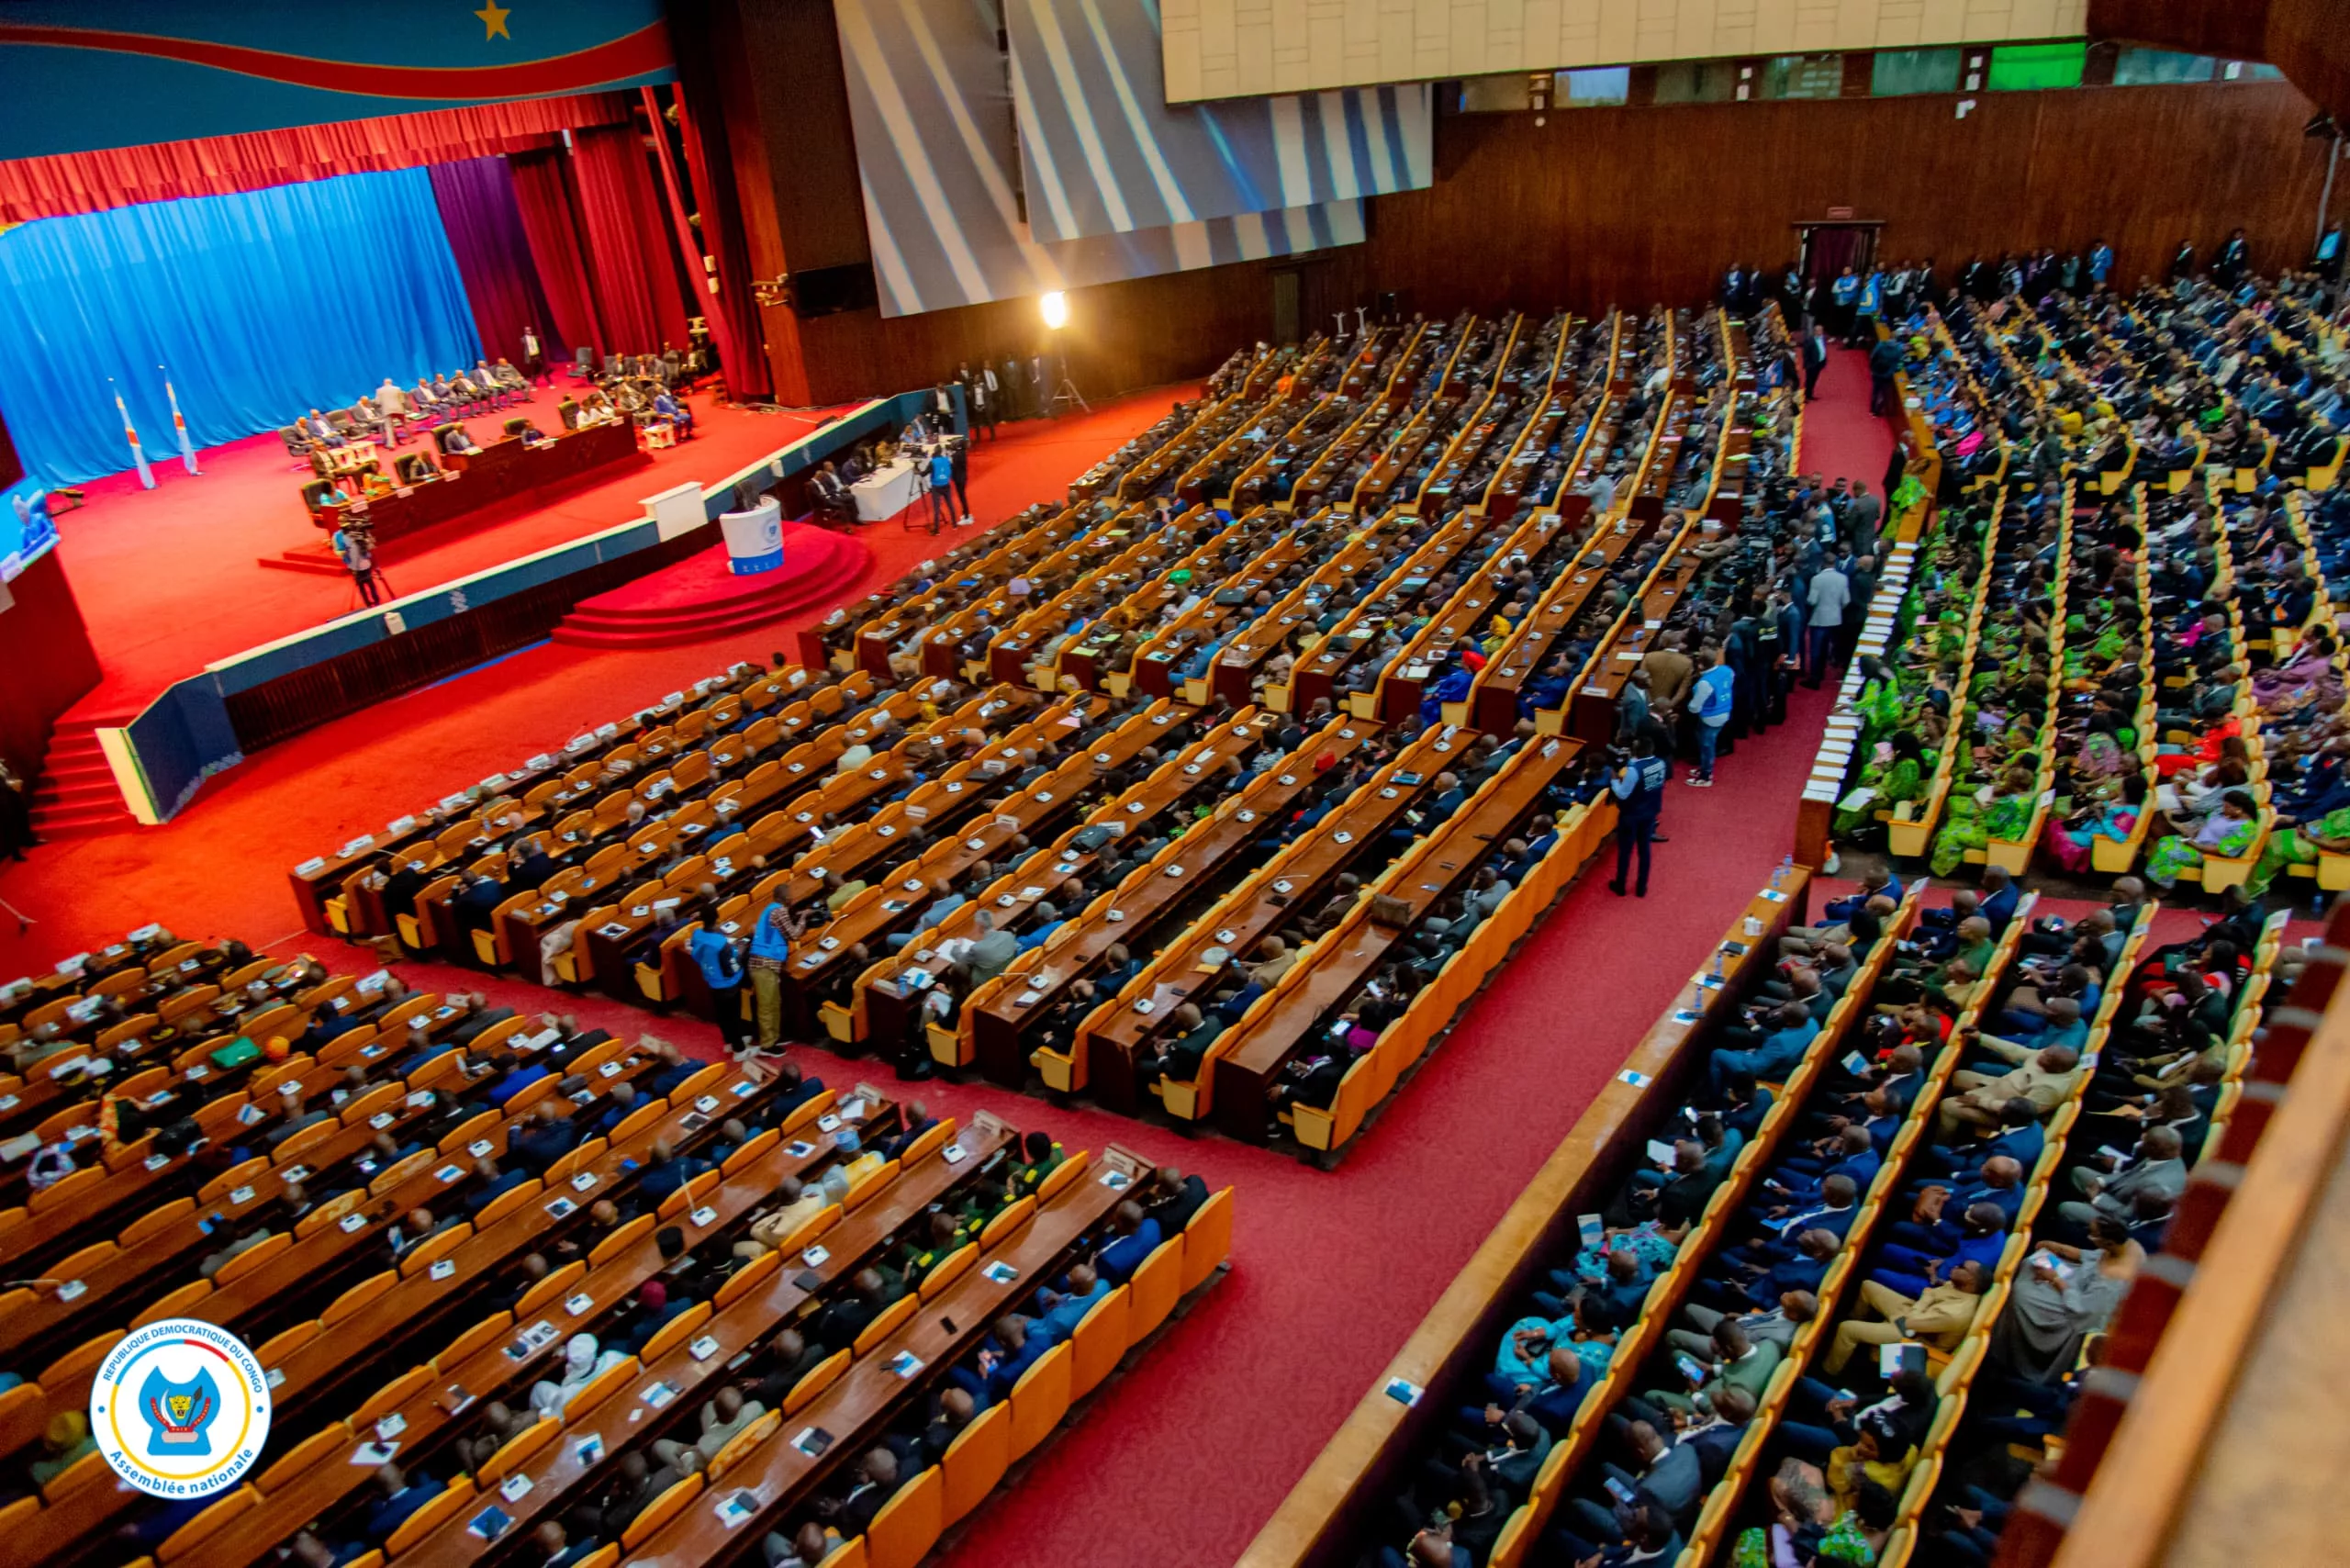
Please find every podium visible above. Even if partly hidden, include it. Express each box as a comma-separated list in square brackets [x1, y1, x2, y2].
[719, 498, 784, 575]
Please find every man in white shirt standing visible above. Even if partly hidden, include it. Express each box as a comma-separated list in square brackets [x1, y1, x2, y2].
[1804, 559, 1850, 689]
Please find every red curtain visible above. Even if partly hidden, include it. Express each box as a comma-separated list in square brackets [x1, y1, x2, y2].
[567, 124, 693, 357]
[665, 60, 772, 401]
[640, 88, 736, 384]
[509, 149, 605, 363]
[0, 93, 635, 225]
[429, 155, 564, 364]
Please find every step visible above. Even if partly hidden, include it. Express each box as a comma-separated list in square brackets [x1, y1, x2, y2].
[34, 779, 125, 810]
[28, 813, 132, 840]
[549, 533, 873, 650]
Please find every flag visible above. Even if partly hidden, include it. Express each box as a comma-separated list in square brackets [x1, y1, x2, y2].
[112, 380, 154, 490]
[162, 368, 199, 476]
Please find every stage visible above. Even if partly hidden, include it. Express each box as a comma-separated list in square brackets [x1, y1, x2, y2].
[28, 385, 1198, 834]
[47, 390, 856, 722]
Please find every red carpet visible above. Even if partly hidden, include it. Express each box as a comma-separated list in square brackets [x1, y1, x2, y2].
[552, 526, 874, 649]
[50, 393, 860, 722]
[0, 366, 2015, 1567]
[0, 386, 1202, 929]
[1805, 346, 1896, 494]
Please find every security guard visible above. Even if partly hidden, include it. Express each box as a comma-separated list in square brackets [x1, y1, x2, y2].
[1607, 734, 1671, 898]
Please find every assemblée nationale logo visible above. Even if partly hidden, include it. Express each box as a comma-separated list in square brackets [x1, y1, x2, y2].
[90, 1317, 273, 1498]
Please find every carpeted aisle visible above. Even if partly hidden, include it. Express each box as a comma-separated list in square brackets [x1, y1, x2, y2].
[1803, 346, 1896, 498]
[0, 364, 1913, 1567]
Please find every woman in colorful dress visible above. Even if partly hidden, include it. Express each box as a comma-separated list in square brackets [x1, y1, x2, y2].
[2247, 801, 2350, 896]
[2144, 788, 2262, 889]
[1930, 763, 2038, 878]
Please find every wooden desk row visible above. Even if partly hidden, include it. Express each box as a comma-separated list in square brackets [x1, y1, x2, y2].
[145, 1083, 888, 1568]
[1232, 335, 1397, 513]
[0, 1017, 638, 1366]
[1287, 322, 1431, 514]
[1479, 313, 1619, 528]
[1417, 314, 1564, 517]
[313, 421, 639, 546]
[568, 690, 1047, 1005]
[1290, 507, 1505, 712]
[1392, 314, 1525, 516]
[619, 1146, 1165, 1568]
[1, 1032, 779, 1561]
[984, 503, 1221, 684]
[489, 682, 962, 985]
[293, 659, 826, 936]
[1051, 506, 1249, 693]
[0, 948, 319, 1141]
[1077, 722, 1465, 1114]
[834, 497, 1101, 677]
[0, 980, 474, 1280]
[858, 708, 1287, 1066]
[1460, 503, 1630, 734]
[398, 1114, 1023, 1568]
[1217, 516, 1416, 707]
[1190, 733, 1589, 1143]
[982, 713, 1379, 1095]
[1347, 315, 1492, 516]
[766, 700, 1213, 1037]
[1128, 507, 1307, 700]
[1372, 500, 1593, 725]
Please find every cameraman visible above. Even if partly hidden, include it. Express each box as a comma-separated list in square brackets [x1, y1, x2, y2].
[1606, 734, 1670, 898]
[332, 518, 386, 607]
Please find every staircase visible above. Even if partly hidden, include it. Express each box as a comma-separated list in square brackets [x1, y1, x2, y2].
[28, 718, 139, 838]
[550, 528, 874, 651]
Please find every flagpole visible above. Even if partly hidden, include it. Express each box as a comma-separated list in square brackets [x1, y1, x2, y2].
[161, 364, 199, 476]
[110, 376, 155, 490]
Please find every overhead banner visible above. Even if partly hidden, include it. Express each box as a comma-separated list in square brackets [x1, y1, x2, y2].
[834, 0, 1364, 319]
[0, 1, 674, 161]
[1004, 0, 1430, 243]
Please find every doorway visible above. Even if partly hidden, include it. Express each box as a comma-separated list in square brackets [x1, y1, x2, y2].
[1796, 221, 1883, 286]
[1270, 269, 1301, 346]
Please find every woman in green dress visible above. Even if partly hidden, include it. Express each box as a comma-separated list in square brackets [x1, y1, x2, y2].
[1931, 762, 2038, 878]
[2144, 789, 2263, 889]
[1835, 732, 1928, 840]
[2247, 803, 2350, 897]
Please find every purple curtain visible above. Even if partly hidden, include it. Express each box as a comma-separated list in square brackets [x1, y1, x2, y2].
[428, 155, 564, 367]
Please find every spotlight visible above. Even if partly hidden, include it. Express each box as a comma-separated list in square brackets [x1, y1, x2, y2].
[1039, 291, 1069, 330]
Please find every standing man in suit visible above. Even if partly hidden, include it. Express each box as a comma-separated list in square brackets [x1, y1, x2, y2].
[1802, 322, 1830, 404]
[1000, 354, 1026, 420]
[1029, 350, 1050, 414]
[520, 325, 548, 386]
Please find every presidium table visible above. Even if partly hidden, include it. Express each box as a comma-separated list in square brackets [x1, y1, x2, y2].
[850, 456, 925, 521]
[270, 420, 643, 575]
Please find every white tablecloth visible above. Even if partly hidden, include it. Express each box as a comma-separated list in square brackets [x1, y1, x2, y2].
[851, 458, 923, 521]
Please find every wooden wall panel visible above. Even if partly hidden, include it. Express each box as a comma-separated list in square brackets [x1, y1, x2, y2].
[737, 77, 2324, 412]
[787, 251, 1371, 407]
[1356, 79, 2330, 322]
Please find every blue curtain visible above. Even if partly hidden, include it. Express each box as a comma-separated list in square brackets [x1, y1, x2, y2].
[0, 167, 481, 487]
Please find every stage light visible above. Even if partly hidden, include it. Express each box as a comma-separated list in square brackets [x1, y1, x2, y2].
[1039, 291, 1069, 330]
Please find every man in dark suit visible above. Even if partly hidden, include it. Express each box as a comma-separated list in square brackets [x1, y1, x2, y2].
[1802, 323, 1830, 403]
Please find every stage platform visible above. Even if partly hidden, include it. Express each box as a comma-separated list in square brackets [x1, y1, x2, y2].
[551, 525, 874, 649]
[261, 418, 648, 576]
[47, 390, 856, 718]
